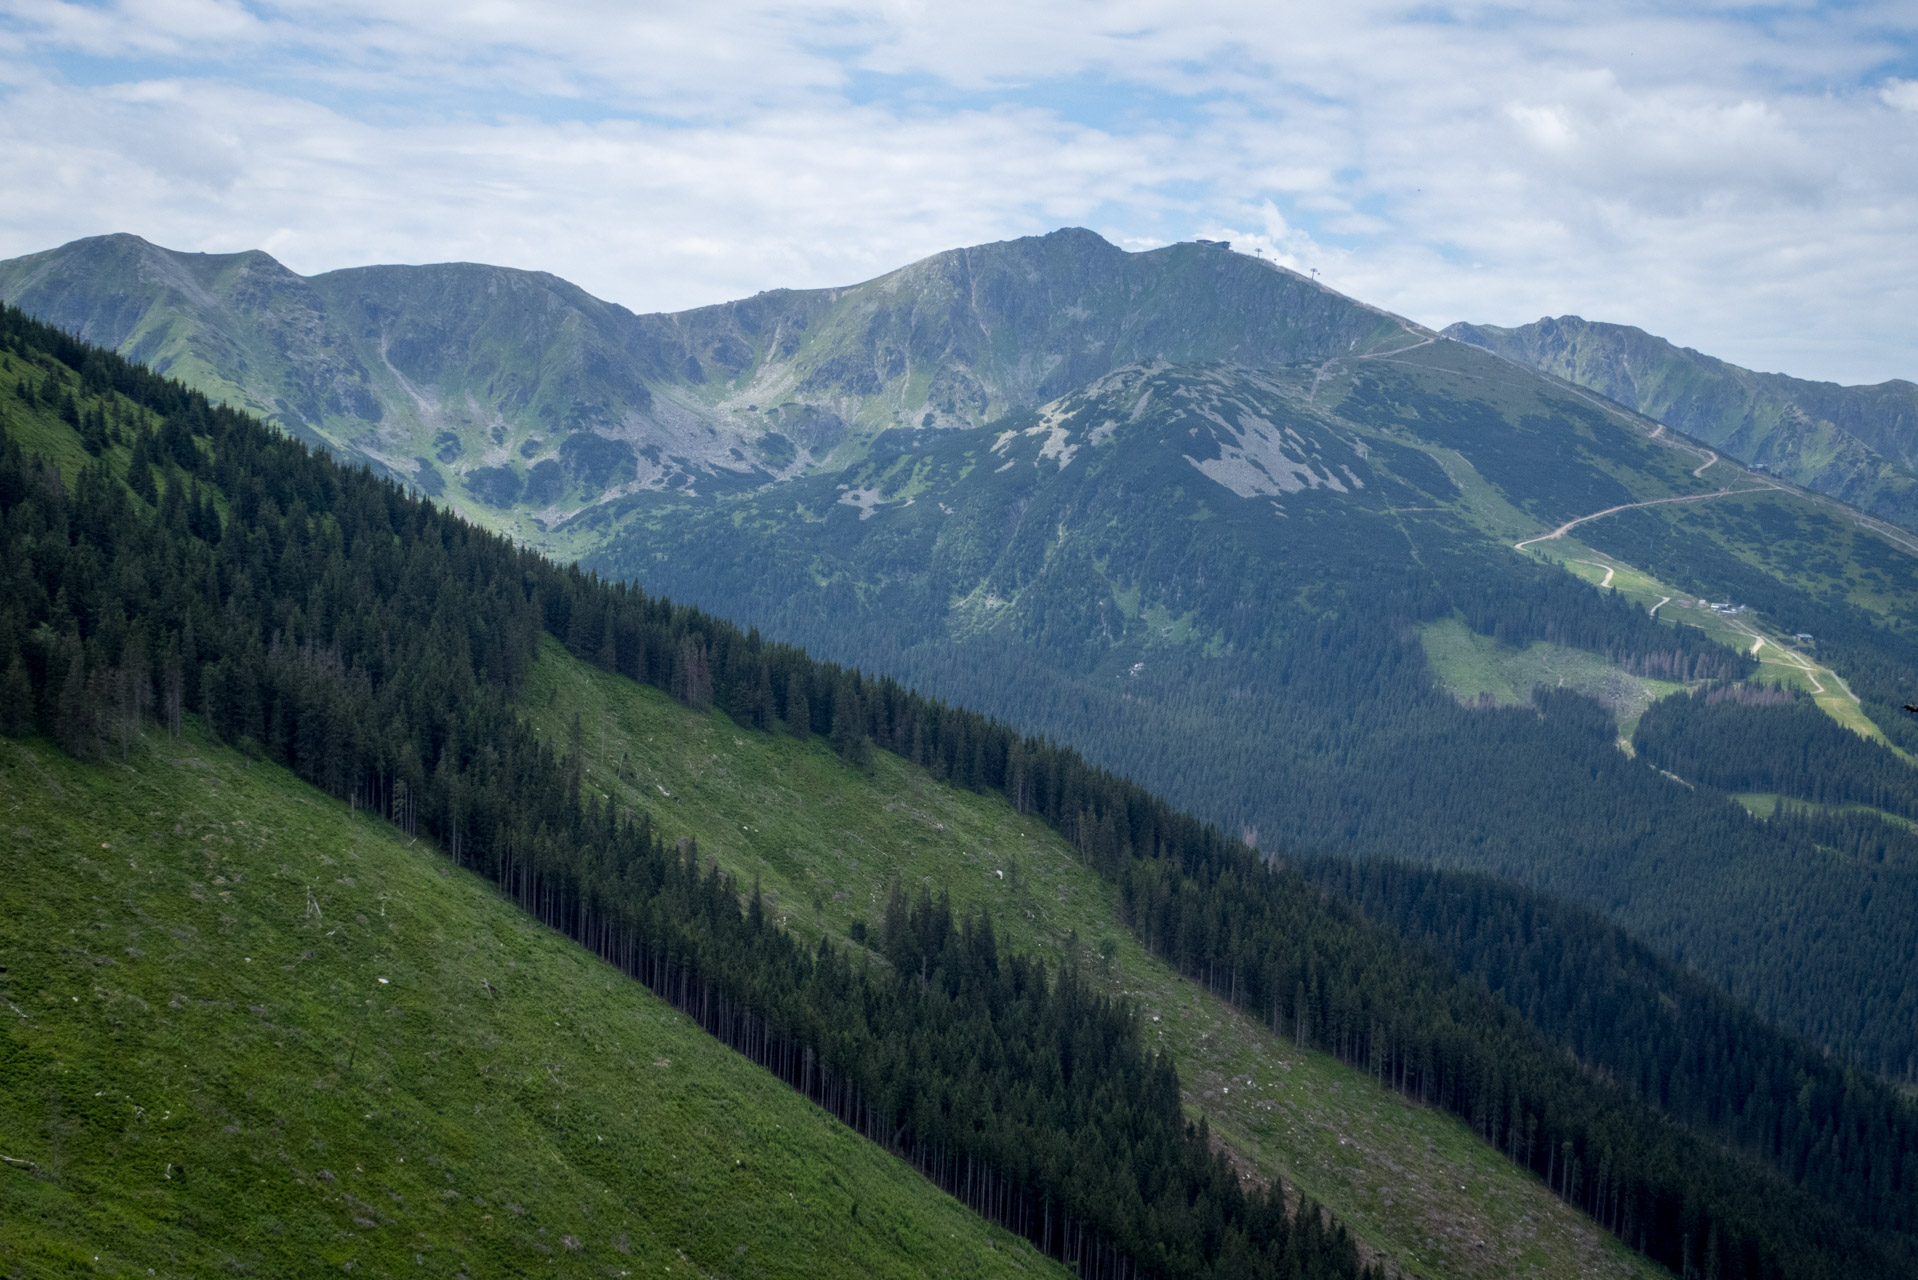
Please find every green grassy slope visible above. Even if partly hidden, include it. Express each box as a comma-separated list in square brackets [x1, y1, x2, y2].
[0, 727, 1062, 1280]
[524, 640, 1663, 1280]
[1417, 617, 1688, 741]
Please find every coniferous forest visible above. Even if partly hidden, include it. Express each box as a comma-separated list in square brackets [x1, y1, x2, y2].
[1633, 683, 1918, 817]
[5, 302, 1918, 1278]
[1300, 858, 1918, 1234]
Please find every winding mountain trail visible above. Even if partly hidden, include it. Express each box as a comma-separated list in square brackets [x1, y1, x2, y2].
[1520, 362, 1918, 559]
[1716, 613, 1852, 701]
[1649, 426, 1720, 480]
[1306, 326, 1436, 404]
[1513, 483, 1778, 552]
[1574, 560, 1616, 588]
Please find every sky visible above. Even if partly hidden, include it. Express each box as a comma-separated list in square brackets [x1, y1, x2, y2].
[0, 1, 1914, 385]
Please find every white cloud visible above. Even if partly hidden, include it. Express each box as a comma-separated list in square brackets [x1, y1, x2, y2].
[0, 71, 1187, 314]
[0, 1, 1913, 383]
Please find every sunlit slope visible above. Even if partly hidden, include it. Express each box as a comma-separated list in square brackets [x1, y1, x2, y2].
[524, 640, 1663, 1280]
[0, 729, 1061, 1280]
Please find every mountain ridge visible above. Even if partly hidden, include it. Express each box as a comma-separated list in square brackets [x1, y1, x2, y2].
[1443, 314, 1918, 530]
[0, 229, 1407, 540]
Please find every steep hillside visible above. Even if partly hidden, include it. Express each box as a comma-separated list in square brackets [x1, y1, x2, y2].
[1445, 315, 1918, 530]
[7, 304, 1918, 1280]
[520, 639, 1662, 1280]
[0, 726, 1062, 1280]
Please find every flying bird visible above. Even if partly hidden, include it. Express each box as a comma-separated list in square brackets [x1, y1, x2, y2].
[1904, 705, 1918, 715]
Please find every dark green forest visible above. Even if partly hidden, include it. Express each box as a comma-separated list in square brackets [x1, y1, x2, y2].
[1300, 857, 1918, 1234]
[1770, 802, 1918, 868]
[1634, 683, 1918, 817]
[5, 305, 1918, 1278]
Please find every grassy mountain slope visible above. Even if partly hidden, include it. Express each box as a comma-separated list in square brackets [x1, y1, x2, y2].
[521, 638, 1662, 1280]
[1445, 315, 1918, 531]
[0, 640, 1662, 1280]
[0, 726, 1060, 1280]
[0, 230, 1405, 549]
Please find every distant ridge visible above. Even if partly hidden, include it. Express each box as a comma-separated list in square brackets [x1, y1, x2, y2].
[1445, 314, 1918, 531]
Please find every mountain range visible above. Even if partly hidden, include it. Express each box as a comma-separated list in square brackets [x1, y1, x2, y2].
[8, 234, 1913, 553]
[7, 230, 1918, 1082]
[0, 229, 1400, 545]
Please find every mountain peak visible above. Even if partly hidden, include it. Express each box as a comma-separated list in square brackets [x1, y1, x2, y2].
[0, 225, 1412, 513]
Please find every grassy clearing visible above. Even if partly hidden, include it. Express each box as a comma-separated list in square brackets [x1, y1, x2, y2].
[0, 728, 1060, 1280]
[1416, 618, 1688, 741]
[1731, 792, 1918, 836]
[1521, 538, 1894, 748]
[529, 640, 1664, 1280]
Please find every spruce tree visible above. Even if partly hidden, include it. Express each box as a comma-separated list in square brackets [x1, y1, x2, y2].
[830, 674, 871, 768]
[53, 644, 92, 758]
[0, 656, 31, 737]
